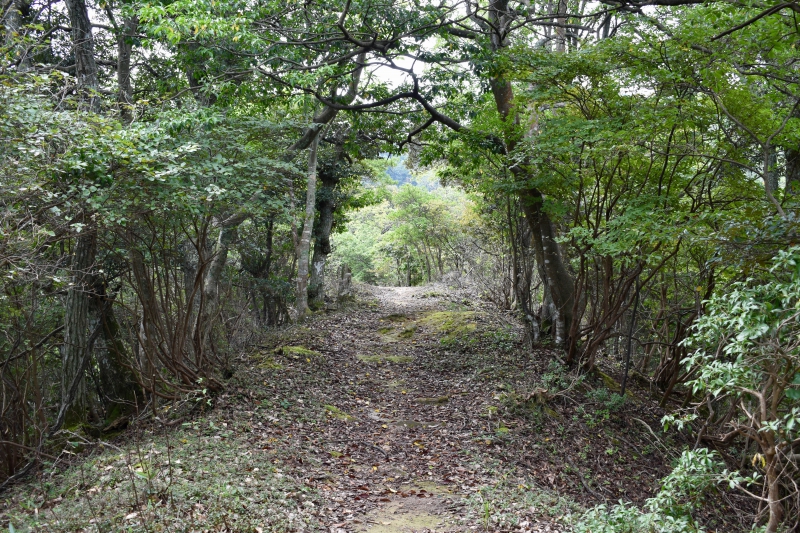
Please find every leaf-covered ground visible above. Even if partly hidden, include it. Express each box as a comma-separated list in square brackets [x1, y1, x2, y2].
[1, 284, 749, 532]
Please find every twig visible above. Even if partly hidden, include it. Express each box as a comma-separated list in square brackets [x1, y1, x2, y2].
[632, 417, 672, 458]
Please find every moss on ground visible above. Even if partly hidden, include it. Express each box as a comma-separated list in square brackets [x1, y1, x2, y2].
[324, 404, 355, 421]
[418, 311, 477, 342]
[357, 354, 414, 364]
[416, 396, 449, 405]
[274, 345, 323, 358]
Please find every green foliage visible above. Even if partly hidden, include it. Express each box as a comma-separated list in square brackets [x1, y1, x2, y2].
[331, 175, 472, 285]
[685, 246, 800, 403]
[575, 449, 728, 533]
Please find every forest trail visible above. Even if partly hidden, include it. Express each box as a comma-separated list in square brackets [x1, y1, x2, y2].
[261, 283, 570, 533]
[3, 283, 677, 532]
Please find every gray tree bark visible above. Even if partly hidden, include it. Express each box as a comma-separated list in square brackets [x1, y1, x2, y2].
[60, 0, 101, 426]
[116, 15, 138, 122]
[786, 146, 800, 196]
[3, 0, 31, 70]
[61, 229, 96, 426]
[295, 133, 321, 318]
[130, 248, 158, 391]
[308, 167, 338, 308]
[89, 279, 139, 421]
[64, 0, 100, 111]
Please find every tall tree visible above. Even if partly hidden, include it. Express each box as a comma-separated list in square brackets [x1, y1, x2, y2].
[61, 0, 101, 425]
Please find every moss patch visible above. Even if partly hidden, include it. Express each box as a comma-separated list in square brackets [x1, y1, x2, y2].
[398, 325, 416, 339]
[357, 354, 414, 364]
[361, 501, 443, 533]
[357, 354, 385, 363]
[274, 345, 322, 358]
[596, 370, 638, 399]
[418, 311, 477, 342]
[324, 405, 355, 421]
[257, 356, 284, 370]
[416, 396, 449, 405]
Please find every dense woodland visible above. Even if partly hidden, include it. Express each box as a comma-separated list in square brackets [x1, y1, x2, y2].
[1, 0, 800, 531]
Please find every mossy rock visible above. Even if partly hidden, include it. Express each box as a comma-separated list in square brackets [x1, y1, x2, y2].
[597, 370, 621, 391]
[418, 311, 477, 341]
[378, 326, 394, 334]
[274, 345, 322, 359]
[323, 405, 354, 421]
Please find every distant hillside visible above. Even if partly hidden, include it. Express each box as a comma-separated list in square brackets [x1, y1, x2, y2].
[385, 155, 414, 186]
[384, 154, 440, 191]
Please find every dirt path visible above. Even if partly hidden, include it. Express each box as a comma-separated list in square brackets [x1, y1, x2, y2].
[3, 283, 680, 532]
[249, 284, 573, 533]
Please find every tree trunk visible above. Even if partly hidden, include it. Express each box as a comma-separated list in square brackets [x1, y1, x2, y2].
[3, 0, 31, 71]
[786, 146, 800, 196]
[295, 132, 321, 319]
[203, 224, 238, 309]
[60, 0, 101, 427]
[485, 0, 576, 349]
[764, 440, 784, 533]
[308, 171, 337, 309]
[130, 248, 158, 391]
[64, 0, 100, 111]
[116, 15, 138, 122]
[89, 279, 139, 421]
[62, 229, 96, 426]
[518, 188, 575, 348]
[308, 241, 327, 308]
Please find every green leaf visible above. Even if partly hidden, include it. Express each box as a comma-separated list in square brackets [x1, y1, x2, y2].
[786, 389, 800, 401]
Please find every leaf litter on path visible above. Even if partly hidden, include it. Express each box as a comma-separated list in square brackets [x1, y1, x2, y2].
[4, 282, 686, 532]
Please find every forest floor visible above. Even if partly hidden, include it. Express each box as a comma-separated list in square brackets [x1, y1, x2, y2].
[1, 283, 749, 532]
